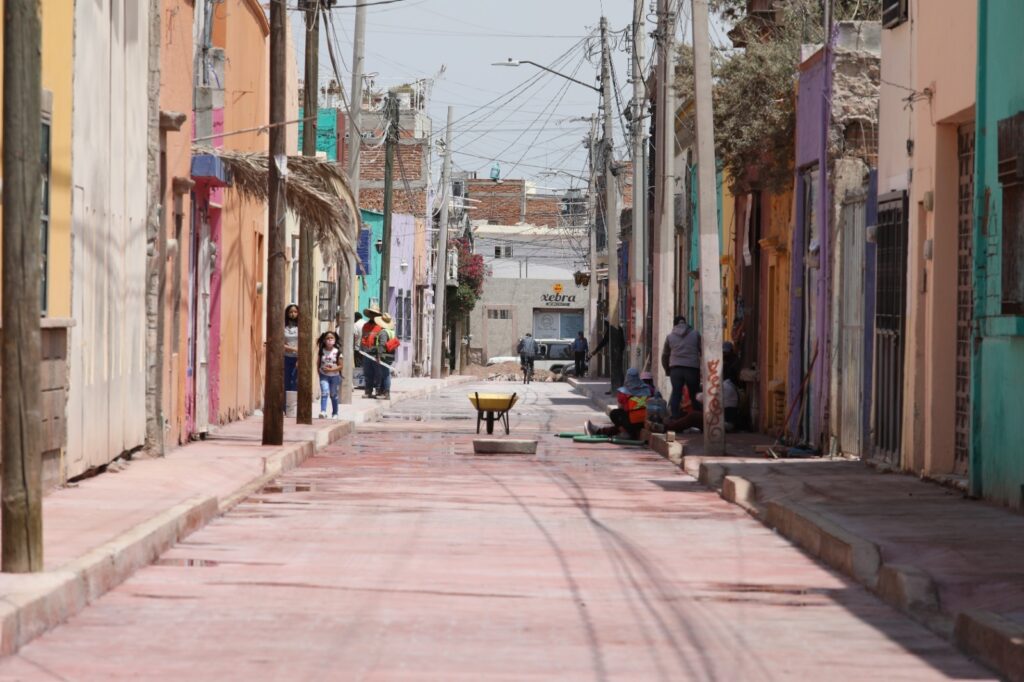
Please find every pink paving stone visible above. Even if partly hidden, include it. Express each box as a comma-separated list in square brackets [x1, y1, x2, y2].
[0, 382, 994, 681]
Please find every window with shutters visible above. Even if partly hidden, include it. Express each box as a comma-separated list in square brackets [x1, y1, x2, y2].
[403, 291, 412, 340]
[356, 228, 372, 276]
[882, 0, 908, 29]
[998, 111, 1024, 315]
[395, 289, 405, 339]
[40, 119, 50, 314]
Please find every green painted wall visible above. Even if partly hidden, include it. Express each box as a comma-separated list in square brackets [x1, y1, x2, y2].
[972, 0, 1024, 508]
[358, 209, 384, 313]
[297, 108, 340, 161]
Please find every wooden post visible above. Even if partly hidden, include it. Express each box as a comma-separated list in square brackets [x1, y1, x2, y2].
[2, 0, 44, 572]
[297, 1, 319, 424]
[262, 0, 287, 445]
[379, 93, 398, 311]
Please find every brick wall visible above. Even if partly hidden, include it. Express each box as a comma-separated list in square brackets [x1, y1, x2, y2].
[357, 142, 425, 183]
[359, 187, 427, 216]
[467, 178, 524, 225]
[524, 195, 562, 227]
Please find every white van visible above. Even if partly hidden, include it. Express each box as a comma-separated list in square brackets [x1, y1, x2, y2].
[486, 338, 576, 375]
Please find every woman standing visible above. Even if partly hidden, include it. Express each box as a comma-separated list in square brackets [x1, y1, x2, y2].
[283, 304, 300, 413]
[317, 331, 342, 419]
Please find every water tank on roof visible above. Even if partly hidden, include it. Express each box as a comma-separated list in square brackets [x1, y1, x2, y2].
[490, 163, 500, 181]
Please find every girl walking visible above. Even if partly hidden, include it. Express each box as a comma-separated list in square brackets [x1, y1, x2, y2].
[317, 331, 342, 419]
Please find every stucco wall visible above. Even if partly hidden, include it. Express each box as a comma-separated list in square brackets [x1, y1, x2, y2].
[68, 0, 151, 474]
[161, 0, 196, 448]
[212, 0, 270, 423]
[469, 277, 585, 363]
[902, 0, 977, 476]
[972, 0, 1024, 508]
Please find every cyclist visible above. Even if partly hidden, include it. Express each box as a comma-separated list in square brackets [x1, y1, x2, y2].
[516, 332, 539, 380]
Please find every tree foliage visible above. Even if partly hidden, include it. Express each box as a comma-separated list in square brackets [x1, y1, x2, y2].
[678, 0, 881, 192]
[446, 237, 484, 322]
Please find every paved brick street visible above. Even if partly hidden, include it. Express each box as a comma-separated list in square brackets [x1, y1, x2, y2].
[0, 383, 993, 681]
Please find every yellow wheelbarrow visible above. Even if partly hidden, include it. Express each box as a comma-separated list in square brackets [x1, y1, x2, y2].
[468, 392, 518, 435]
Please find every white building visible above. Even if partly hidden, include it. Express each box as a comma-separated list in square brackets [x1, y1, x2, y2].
[468, 223, 591, 363]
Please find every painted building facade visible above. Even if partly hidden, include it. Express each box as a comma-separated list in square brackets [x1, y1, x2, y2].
[67, 0, 151, 476]
[0, 1, 77, 485]
[972, 0, 1024, 508]
[468, 223, 590, 365]
[789, 23, 880, 453]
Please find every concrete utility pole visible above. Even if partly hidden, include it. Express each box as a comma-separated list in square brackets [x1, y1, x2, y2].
[340, 0, 365, 404]
[630, 0, 647, 371]
[600, 16, 623, 389]
[653, 0, 676, 395]
[691, 0, 725, 454]
[587, 115, 599, 354]
[3, 0, 44, 572]
[263, 0, 287, 445]
[430, 106, 454, 379]
[297, 1, 319, 424]
[379, 92, 399, 309]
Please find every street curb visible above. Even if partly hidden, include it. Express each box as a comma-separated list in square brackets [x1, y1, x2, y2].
[0, 413, 357, 657]
[348, 375, 476, 425]
[648, 434, 684, 466]
[765, 499, 882, 589]
[955, 610, 1024, 682]
[0, 493, 218, 655]
[650, 441, 1018, 680]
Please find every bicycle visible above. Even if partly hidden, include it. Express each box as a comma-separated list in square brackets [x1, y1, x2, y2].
[520, 355, 534, 384]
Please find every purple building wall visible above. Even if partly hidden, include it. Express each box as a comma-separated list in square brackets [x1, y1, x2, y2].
[788, 47, 832, 446]
[386, 213, 417, 377]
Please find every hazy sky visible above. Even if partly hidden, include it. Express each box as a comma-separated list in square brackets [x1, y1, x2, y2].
[292, 1, 731, 193]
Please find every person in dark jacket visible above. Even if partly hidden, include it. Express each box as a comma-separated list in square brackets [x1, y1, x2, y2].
[661, 316, 702, 419]
[572, 331, 589, 378]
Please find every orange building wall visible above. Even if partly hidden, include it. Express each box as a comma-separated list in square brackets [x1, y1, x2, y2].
[213, 0, 270, 421]
[161, 0, 195, 447]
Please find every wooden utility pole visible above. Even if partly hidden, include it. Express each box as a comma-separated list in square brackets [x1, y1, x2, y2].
[2, 0, 44, 572]
[430, 106, 454, 379]
[600, 16, 623, 389]
[653, 0, 676, 395]
[340, 0, 366, 404]
[262, 0, 287, 445]
[691, 0, 725, 454]
[379, 92, 399, 310]
[629, 0, 647, 371]
[297, 1, 319, 424]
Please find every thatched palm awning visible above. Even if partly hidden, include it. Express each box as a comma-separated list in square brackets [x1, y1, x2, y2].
[192, 146, 358, 259]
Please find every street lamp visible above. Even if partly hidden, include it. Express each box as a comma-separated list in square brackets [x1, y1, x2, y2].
[492, 58, 601, 93]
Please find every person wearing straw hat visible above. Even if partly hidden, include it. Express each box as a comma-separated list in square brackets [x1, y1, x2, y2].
[373, 312, 397, 400]
[359, 305, 383, 399]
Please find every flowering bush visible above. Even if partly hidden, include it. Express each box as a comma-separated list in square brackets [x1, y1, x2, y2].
[447, 237, 484, 321]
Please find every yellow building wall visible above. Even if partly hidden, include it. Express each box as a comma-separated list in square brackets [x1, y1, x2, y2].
[42, 0, 73, 318]
[759, 188, 793, 435]
[0, 1, 74, 318]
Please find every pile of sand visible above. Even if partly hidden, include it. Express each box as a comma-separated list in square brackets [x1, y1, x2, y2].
[462, 362, 559, 382]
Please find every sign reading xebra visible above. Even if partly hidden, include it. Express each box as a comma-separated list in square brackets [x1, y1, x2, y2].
[542, 283, 577, 308]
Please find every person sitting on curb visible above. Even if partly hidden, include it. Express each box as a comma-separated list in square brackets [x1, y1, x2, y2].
[584, 368, 652, 440]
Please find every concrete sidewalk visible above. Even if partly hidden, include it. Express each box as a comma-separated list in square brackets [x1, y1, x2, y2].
[569, 376, 1024, 680]
[0, 375, 471, 656]
[682, 456, 1024, 680]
